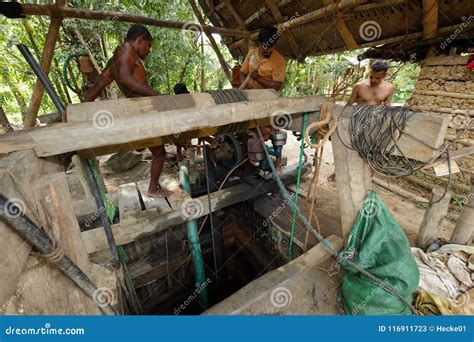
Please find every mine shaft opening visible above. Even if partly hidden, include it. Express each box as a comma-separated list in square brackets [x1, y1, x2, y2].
[126, 202, 291, 315]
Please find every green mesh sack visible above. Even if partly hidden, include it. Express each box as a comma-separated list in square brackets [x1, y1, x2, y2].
[341, 191, 419, 315]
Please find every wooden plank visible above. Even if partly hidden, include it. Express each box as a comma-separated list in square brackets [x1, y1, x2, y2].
[81, 163, 310, 254]
[291, 106, 449, 163]
[0, 151, 62, 310]
[30, 96, 331, 157]
[129, 253, 187, 289]
[118, 182, 141, 221]
[4, 172, 116, 315]
[136, 180, 171, 214]
[67, 89, 279, 122]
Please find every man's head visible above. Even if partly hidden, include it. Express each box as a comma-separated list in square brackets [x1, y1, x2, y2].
[173, 83, 189, 95]
[258, 26, 279, 58]
[369, 60, 389, 86]
[126, 25, 153, 59]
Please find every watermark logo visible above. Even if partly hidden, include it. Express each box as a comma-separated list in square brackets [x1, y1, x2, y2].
[452, 290, 471, 309]
[1, 198, 26, 219]
[92, 110, 115, 131]
[440, 15, 474, 50]
[270, 286, 293, 308]
[270, 110, 292, 130]
[181, 22, 204, 41]
[181, 198, 204, 219]
[92, 287, 115, 308]
[359, 21, 382, 42]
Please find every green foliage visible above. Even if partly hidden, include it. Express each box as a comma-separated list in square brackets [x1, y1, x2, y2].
[0, 0, 420, 126]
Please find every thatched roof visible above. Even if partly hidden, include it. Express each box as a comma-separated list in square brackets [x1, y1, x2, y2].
[199, 0, 474, 62]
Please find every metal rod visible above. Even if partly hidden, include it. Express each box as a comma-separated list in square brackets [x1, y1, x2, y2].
[0, 193, 115, 315]
[82, 159, 120, 269]
[16, 43, 66, 114]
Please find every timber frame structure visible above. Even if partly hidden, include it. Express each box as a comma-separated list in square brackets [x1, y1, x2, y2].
[0, 0, 473, 315]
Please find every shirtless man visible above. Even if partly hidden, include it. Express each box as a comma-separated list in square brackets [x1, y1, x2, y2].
[328, 60, 394, 182]
[84, 25, 172, 198]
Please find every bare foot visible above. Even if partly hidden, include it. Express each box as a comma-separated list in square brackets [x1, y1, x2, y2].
[327, 173, 336, 182]
[147, 188, 174, 198]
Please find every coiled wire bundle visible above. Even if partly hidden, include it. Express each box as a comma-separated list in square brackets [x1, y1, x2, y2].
[345, 105, 427, 177]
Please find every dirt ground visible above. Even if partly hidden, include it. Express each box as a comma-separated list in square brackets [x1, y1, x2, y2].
[94, 133, 456, 248]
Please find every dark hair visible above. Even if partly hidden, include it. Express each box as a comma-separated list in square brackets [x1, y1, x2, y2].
[173, 83, 189, 94]
[371, 60, 389, 73]
[126, 25, 152, 42]
[258, 26, 279, 47]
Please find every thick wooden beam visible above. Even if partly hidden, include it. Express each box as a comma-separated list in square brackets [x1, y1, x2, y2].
[20, 4, 249, 38]
[423, 0, 439, 39]
[81, 163, 309, 254]
[188, 0, 232, 82]
[0, 151, 63, 311]
[23, 1, 65, 128]
[264, 0, 303, 60]
[321, 0, 358, 50]
[331, 118, 372, 241]
[0, 95, 330, 157]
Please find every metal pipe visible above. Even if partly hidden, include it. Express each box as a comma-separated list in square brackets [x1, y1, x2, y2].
[82, 159, 120, 269]
[0, 193, 115, 315]
[16, 44, 66, 114]
[179, 164, 209, 309]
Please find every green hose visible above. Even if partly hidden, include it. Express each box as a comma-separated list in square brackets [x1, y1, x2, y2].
[63, 51, 85, 95]
[288, 113, 308, 261]
[179, 164, 209, 309]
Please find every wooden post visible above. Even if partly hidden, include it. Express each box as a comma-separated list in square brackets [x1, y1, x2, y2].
[3, 172, 116, 315]
[0, 151, 63, 311]
[450, 183, 474, 245]
[0, 107, 13, 133]
[416, 186, 451, 249]
[188, 0, 232, 83]
[331, 118, 372, 242]
[24, 0, 65, 128]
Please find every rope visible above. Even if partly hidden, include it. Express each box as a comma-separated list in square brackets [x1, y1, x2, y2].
[304, 102, 337, 149]
[42, 243, 65, 264]
[255, 123, 419, 315]
[288, 113, 308, 261]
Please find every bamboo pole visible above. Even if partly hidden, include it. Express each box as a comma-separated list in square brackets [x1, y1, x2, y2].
[74, 29, 102, 75]
[188, 0, 232, 82]
[20, 4, 249, 38]
[23, 0, 65, 128]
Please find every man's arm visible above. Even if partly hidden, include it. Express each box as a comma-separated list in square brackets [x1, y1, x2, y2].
[384, 84, 395, 106]
[83, 66, 113, 102]
[347, 84, 359, 105]
[250, 71, 282, 91]
[114, 46, 161, 97]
